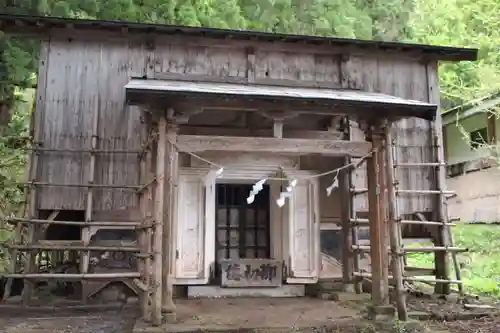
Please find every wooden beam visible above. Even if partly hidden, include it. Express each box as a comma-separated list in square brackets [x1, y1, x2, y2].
[167, 105, 204, 125]
[129, 94, 345, 115]
[180, 126, 344, 140]
[176, 135, 371, 157]
[257, 110, 299, 121]
[128, 93, 433, 121]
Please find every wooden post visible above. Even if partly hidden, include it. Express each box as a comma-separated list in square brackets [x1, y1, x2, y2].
[139, 112, 153, 321]
[162, 119, 178, 321]
[339, 156, 353, 290]
[377, 132, 390, 301]
[345, 118, 362, 294]
[21, 89, 44, 305]
[385, 124, 408, 320]
[138, 149, 148, 319]
[433, 130, 450, 295]
[4, 107, 36, 301]
[21, 164, 38, 305]
[81, 106, 99, 303]
[152, 117, 166, 326]
[144, 138, 154, 319]
[19, 38, 49, 304]
[366, 129, 390, 305]
[427, 62, 451, 295]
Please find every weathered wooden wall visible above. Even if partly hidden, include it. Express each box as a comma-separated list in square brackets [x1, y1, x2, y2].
[36, 30, 436, 214]
[37, 37, 148, 210]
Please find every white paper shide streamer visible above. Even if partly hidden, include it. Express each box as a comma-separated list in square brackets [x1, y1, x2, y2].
[247, 178, 267, 204]
[326, 171, 339, 197]
[276, 179, 297, 207]
[215, 167, 224, 178]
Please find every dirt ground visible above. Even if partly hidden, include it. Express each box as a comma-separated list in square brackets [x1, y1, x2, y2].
[0, 309, 137, 333]
[134, 298, 362, 332]
[439, 315, 500, 333]
[0, 296, 499, 333]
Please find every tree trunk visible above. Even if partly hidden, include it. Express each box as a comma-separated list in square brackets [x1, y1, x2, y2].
[0, 100, 13, 130]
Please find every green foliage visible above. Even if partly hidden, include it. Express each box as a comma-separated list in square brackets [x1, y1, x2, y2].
[0, 89, 32, 214]
[407, 0, 500, 108]
[407, 224, 500, 298]
[454, 224, 500, 297]
[0, 88, 32, 272]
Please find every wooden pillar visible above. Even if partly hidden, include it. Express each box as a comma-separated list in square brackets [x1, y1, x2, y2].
[433, 124, 450, 295]
[152, 117, 166, 326]
[139, 111, 154, 321]
[366, 130, 390, 305]
[21, 85, 44, 305]
[427, 62, 451, 295]
[340, 117, 355, 290]
[377, 133, 390, 299]
[162, 118, 178, 321]
[81, 105, 99, 303]
[385, 125, 408, 320]
[340, 155, 354, 290]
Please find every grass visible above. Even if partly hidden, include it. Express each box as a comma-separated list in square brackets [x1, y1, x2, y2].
[407, 224, 500, 298]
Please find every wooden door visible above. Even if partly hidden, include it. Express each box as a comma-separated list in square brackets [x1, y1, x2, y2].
[174, 168, 216, 284]
[283, 172, 320, 284]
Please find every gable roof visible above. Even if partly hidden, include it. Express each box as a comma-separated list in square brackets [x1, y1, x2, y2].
[442, 95, 500, 126]
[0, 14, 478, 62]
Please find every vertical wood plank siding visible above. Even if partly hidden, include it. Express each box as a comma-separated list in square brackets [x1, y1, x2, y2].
[344, 57, 433, 215]
[37, 34, 436, 215]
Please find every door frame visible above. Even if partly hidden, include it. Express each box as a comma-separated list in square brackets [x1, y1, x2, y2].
[215, 176, 282, 262]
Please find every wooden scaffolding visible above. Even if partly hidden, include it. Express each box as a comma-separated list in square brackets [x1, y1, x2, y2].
[1, 107, 169, 325]
[1, 101, 466, 324]
[341, 119, 467, 320]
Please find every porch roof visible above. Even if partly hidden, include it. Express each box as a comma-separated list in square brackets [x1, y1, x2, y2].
[124, 79, 437, 121]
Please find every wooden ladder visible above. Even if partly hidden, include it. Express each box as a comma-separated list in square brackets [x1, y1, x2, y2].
[384, 122, 465, 320]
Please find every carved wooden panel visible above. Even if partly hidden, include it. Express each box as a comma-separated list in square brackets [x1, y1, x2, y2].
[220, 259, 283, 287]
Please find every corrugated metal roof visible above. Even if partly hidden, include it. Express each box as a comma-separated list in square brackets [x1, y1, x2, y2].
[442, 96, 500, 126]
[125, 79, 433, 107]
[0, 14, 478, 62]
[125, 79, 437, 120]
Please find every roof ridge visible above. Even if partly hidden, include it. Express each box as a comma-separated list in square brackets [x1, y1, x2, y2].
[0, 13, 478, 62]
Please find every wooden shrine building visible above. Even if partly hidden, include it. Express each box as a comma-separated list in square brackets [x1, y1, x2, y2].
[0, 14, 477, 325]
